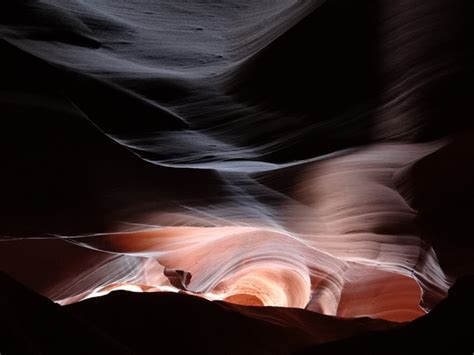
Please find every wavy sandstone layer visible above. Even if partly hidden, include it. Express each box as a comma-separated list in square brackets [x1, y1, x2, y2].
[1, 0, 473, 332]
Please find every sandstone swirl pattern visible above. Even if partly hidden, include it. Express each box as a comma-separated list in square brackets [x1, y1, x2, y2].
[1, 0, 473, 323]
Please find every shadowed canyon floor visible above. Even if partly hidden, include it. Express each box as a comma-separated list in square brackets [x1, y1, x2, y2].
[2, 273, 474, 354]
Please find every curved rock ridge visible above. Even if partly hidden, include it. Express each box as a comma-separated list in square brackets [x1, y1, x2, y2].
[1, 0, 473, 326]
